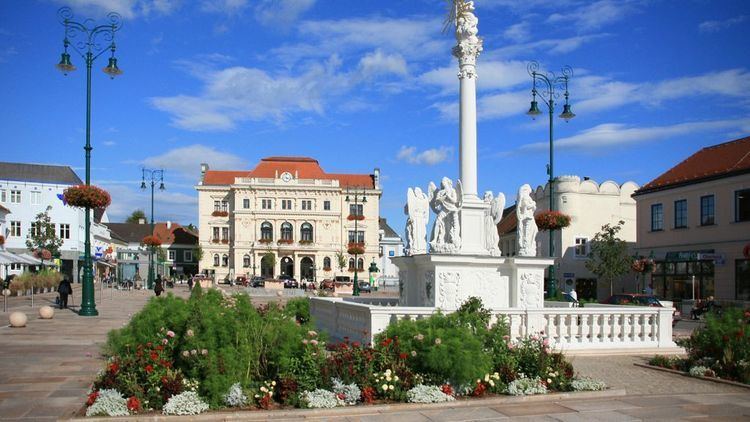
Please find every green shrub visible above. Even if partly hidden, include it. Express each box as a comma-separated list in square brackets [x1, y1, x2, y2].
[284, 298, 311, 324]
[682, 308, 750, 382]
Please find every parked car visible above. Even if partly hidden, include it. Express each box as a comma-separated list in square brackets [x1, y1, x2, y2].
[235, 276, 248, 287]
[357, 281, 372, 294]
[250, 276, 265, 288]
[283, 277, 299, 289]
[600, 294, 681, 326]
[320, 279, 335, 291]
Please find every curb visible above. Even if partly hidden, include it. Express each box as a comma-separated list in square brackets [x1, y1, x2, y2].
[634, 363, 750, 390]
[69, 389, 627, 421]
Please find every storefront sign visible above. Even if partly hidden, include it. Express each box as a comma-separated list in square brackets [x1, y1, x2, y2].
[697, 253, 725, 265]
[665, 250, 713, 262]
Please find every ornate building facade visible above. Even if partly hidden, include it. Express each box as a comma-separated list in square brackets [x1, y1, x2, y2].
[196, 157, 381, 282]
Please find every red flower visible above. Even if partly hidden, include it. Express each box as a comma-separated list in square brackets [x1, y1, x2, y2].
[146, 342, 153, 348]
[150, 351, 159, 361]
[108, 362, 119, 373]
[381, 338, 393, 347]
[472, 382, 487, 397]
[352, 341, 361, 348]
[361, 386, 376, 404]
[126, 396, 141, 412]
[156, 345, 164, 351]
[145, 365, 154, 373]
[86, 391, 99, 407]
[399, 352, 408, 360]
[441, 384, 453, 396]
[737, 330, 745, 338]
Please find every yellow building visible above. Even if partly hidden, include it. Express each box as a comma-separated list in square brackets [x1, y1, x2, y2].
[196, 157, 381, 282]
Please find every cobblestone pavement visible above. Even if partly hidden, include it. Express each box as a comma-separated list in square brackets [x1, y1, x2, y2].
[2, 286, 749, 421]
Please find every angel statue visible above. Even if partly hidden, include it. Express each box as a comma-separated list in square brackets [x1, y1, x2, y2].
[404, 187, 430, 255]
[429, 177, 463, 253]
[484, 191, 505, 256]
[444, 1, 479, 44]
[516, 184, 538, 257]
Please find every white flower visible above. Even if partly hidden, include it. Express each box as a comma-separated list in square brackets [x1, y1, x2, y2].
[388, 385, 394, 391]
[386, 376, 392, 382]
[394, 375, 399, 381]
[489, 380, 495, 387]
[484, 374, 490, 382]
[162, 391, 209, 416]
[382, 384, 389, 391]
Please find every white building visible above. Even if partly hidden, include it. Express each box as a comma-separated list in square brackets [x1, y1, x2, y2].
[378, 218, 403, 287]
[196, 157, 381, 282]
[0, 162, 90, 280]
[498, 175, 639, 300]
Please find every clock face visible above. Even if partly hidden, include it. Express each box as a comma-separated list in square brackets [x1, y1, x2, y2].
[280, 172, 293, 182]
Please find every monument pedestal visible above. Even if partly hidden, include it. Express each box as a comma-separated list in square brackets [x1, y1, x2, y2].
[392, 254, 553, 311]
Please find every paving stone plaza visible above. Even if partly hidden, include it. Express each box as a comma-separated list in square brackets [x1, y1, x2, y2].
[1, 287, 748, 421]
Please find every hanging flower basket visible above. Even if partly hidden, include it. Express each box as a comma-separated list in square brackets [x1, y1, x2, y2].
[347, 246, 365, 255]
[534, 211, 571, 231]
[63, 185, 111, 209]
[632, 257, 655, 273]
[33, 249, 52, 260]
[211, 210, 229, 217]
[347, 214, 365, 221]
[142, 235, 162, 247]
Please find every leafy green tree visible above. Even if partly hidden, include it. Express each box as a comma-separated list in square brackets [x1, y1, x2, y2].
[26, 206, 63, 266]
[335, 250, 347, 275]
[125, 209, 147, 223]
[263, 248, 276, 272]
[585, 220, 631, 296]
[193, 245, 203, 262]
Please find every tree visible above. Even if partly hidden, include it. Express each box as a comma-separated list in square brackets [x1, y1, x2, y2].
[26, 206, 64, 266]
[262, 248, 276, 273]
[335, 250, 347, 274]
[193, 245, 203, 262]
[585, 220, 631, 296]
[125, 209, 147, 223]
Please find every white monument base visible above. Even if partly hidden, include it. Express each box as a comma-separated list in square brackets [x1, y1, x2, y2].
[391, 255, 553, 311]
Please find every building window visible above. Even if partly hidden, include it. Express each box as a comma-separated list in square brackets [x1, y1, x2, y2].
[281, 222, 293, 240]
[674, 199, 687, 228]
[29, 222, 39, 237]
[10, 190, 21, 203]
[222, 201, 228, 212]
[0, 189, 6, 202]
[300, 223, 313, 242]
[30, 191, 41, 205]
[348, 230, 364, 243]
[222, 254, 229, 267]
[736, 189, 750, 222]
[357, 258, 364, 270]
[389, 249, 395, 257]
[213, 254, 220, 267]
[212, 227, 220, 241]
[737, 260, 750, 300]
[348, 258, 355, 270]
[324, 200, 331, 211]
[243, 198, 250, 209]
[301, 200, 312, 210]
[243, 254, 251, 268]
[323, 257, 331, 270]
[221, 227, 229, 241]
[10, 221, 21, 237]
[574, 237, 588, 257]
[700, 195, 715, 226]
[168, 250, 176, 261]
[59, 223, 70, 239]
[349, 203, 363, 216]
[262, 199, 272, 210]
[651, 203, 663, 231]
[281, 199, 292, 210]
[214, 200, 221, 211]
[261, 222, 273, 240]
[185, 250, 193, 262]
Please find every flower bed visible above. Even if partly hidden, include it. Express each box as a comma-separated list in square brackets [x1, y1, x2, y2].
[534, 211, 571, 231]
[87, 293, 604, 416]
[63, 185, 111, 209]
[648, 308, 750, 384]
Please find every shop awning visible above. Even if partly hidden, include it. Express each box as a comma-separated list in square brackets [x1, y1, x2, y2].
[0, 251, 30, 265]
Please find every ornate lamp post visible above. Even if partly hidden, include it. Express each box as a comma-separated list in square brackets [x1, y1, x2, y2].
[56, 7, 123, 316]
[141, 169, 165, 290]
[526, 61, 576, 298]
[345, 188, 367, 296]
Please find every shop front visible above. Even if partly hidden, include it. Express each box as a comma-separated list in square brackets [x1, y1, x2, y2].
[651, 250, 715, 303]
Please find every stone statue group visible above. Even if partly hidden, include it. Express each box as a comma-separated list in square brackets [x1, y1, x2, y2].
[404, 177, 539, 258]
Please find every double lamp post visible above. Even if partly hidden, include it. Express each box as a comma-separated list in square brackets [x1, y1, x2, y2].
[345, 188, 367, 296]
[526, 61, 576, 298]
[56, 7, 123, 316]
[141, 169, 165, 290]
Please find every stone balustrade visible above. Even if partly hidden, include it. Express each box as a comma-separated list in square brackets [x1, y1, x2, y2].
[310, 297, 676, 352]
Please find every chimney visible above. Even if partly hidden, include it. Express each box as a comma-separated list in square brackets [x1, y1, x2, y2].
[200, 163, 209, 184]
[138, 218, 145, 225]
[167, 221, 172, 229]
[374, 168, 381, 189]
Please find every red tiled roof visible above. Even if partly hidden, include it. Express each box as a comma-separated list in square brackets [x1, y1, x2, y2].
[635, 135, 750, 195]
[496, 205, 517, 235]
[202, 156, 375, 188]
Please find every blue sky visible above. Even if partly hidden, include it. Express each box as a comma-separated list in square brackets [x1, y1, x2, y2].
[2, 0, 749, 231]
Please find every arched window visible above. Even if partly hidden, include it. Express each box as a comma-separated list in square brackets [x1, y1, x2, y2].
[261, 222, 273, 240]
[213, 254, 220, 267]
[300, 222, 313, 242]
[222, 254, 229, 267]
[348, 258, 355, 270]
[323, 256, 331, 270]
[357, 258, 364, 270]
[243, 254, 251, 268]
[281, 222, 293, 241]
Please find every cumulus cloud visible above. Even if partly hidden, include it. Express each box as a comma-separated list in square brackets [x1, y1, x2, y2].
[396, 146, 452, 165]
[141, 144, 247, 178]
[57, 0, 179, 19]
[358, 49, 408, 79]
[699, 15, 747, 33]
[546, 0, 638, 31]
[255, 0, 316, 26]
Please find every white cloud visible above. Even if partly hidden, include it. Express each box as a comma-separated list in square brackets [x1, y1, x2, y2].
[255, 0, 316, 26]
[358, 49, 408, 79]
[546, 0, 637, 31]
[200, 0, 248, 15]
[699, 15, 747, 33]
[420, 60, 529, 94]
[503, 22, 531, 42]
[396, 146, 452, 165]
[518, 118, 750, 152]
[57, 0, 178, 19]
[103, 140, 116, 146]
[141, 144, 247, 178]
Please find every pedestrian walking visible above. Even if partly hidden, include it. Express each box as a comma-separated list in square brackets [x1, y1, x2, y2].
[187, 276, 194, 290]
[154, 275, 164, 297]
[57, 276, 73, 309]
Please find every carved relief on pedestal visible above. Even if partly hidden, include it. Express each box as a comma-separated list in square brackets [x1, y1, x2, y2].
[423, 271, 435, 306]
[519, 272, 543, 309]
[437, 271, 460, 310]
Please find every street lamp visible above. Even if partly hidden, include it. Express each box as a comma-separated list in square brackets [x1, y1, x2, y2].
[526, 61, 575, 298]
[345, 187, 367, 296]
[56, 7, 123, 316]
[141, 168, 165, 290]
